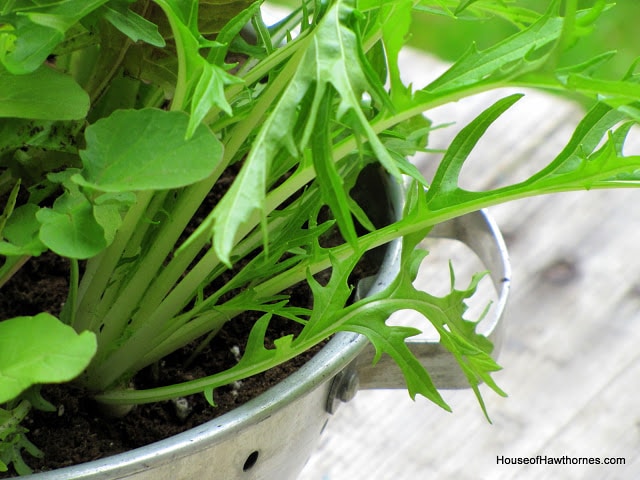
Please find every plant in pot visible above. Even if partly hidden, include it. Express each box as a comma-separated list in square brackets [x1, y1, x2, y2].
[0, 0, 639, 477]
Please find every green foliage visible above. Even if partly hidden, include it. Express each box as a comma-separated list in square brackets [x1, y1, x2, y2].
[75, 109, 223, 191]
[0, 314, 96, 403]
[411, 0, 640, 80]
[0, 400, 42, 475]
[0, 66, 89, 120]
[0, 0, 639, 472]
[100, 1, 166, 47]
[210, 0, 407, 265]
[0, 0, 111, 74]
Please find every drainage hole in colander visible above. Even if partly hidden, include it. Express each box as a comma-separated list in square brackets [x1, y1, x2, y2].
[243, 451, 260, 471]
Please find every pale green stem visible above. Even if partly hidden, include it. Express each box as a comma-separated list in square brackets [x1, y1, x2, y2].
[79, 191, 168, 341]
[74, 191, 155, 332]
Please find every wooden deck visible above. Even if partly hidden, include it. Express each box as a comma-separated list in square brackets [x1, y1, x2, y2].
[298, 49, 640, 479]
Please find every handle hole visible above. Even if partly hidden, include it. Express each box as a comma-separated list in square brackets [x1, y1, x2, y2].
[243, 451, 260, 471]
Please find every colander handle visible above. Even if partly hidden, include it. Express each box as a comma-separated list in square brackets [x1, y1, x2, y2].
[355, 209, 511, 390]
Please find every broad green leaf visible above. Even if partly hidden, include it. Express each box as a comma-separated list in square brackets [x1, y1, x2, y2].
[36, 188, 108, 259]
[75, 108, 223, 192]
[0, 119, 82, 159]
[0, 20, 64, 75]
[0, 65, 89, 120]
[0, 313, 97, 403]
[99, 2, 166, 47]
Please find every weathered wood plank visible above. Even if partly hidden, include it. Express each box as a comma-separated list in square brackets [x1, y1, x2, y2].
[299, 49, 640, 479]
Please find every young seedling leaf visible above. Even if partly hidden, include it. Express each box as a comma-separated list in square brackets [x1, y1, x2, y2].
[0, 400, 42, 475]
[188, 63, 242, 137]
[0, 313, 97, 403]
[75, 109, 223, 192]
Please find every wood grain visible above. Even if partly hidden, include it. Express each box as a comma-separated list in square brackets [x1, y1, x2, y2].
[298, 49, 640, 480]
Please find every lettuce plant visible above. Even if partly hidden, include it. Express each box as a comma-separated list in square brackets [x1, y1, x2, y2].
[0, 0, 639, 474]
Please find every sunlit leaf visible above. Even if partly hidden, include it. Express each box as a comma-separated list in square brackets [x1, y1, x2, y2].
[424, 11, 563, 94]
